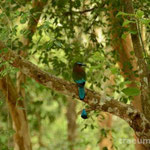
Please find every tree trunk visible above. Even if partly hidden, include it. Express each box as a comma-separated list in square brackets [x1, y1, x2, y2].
[0, 0, 48, 149]
[123, 1, 150, 149]
[0, 76, 32, 150]
[123, 0, 150, 121]
[99, 113, 113, 150]
[66, 99, 77, 150]
[109, 1, 147, 149]
[121, 34, 145, 150]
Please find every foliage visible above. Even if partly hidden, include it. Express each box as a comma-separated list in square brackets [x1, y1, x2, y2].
[0, 0, 149, 149]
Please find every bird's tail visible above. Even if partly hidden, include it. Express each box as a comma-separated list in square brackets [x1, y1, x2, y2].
[78, 86, 85, 100]
[81, 109, 87, 119]
[76, 81, 87, 119]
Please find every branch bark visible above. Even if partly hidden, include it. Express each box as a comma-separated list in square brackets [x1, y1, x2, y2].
[1, 45, 150, 148]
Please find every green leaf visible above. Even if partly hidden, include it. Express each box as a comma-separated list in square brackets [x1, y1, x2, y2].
[121, 33, 128, 39]
[116, 11, 134, 17]
[74, 0, 81, 8]
[20, 13, 28, 24]
[120, 97, 129, 103]
[129, 30, 137, 35]
[101, 128, 107, 137]
[116, 11, 128, 17]
[91, 124, 94, 130]
[0, 100, 3, 106]
[136, 10, 144, 18]
[15, 11, 21, 17]
[120, 81, 132, 88]
[1, 48, 8, 53]
[122, 20, 134, 27]
[110, 67, 118, 74]
[54, 41, 62, 48]
[141, 19, 150, 26]
[122, 87, 140, 96]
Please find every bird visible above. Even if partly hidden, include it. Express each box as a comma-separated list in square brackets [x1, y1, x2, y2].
[72, 62, 88, 119]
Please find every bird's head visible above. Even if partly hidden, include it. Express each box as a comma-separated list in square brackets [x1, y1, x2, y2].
[75, 62, 86, 67]
[73, 62, 86, 72]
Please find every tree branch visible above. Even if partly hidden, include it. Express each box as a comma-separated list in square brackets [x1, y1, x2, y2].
[64, 2, 105, 15]
[1, 43, 150, 148]
[73, 6, 98, 14]
[64, 6, 97, 15]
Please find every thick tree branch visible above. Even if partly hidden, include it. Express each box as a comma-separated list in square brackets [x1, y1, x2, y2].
[1, 44, 150, 148]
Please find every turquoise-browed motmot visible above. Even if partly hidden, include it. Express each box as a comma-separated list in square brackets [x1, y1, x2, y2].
[72, 62, 87, 119]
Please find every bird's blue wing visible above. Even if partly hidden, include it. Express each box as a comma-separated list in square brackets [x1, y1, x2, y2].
[75, 79, 86, 84]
